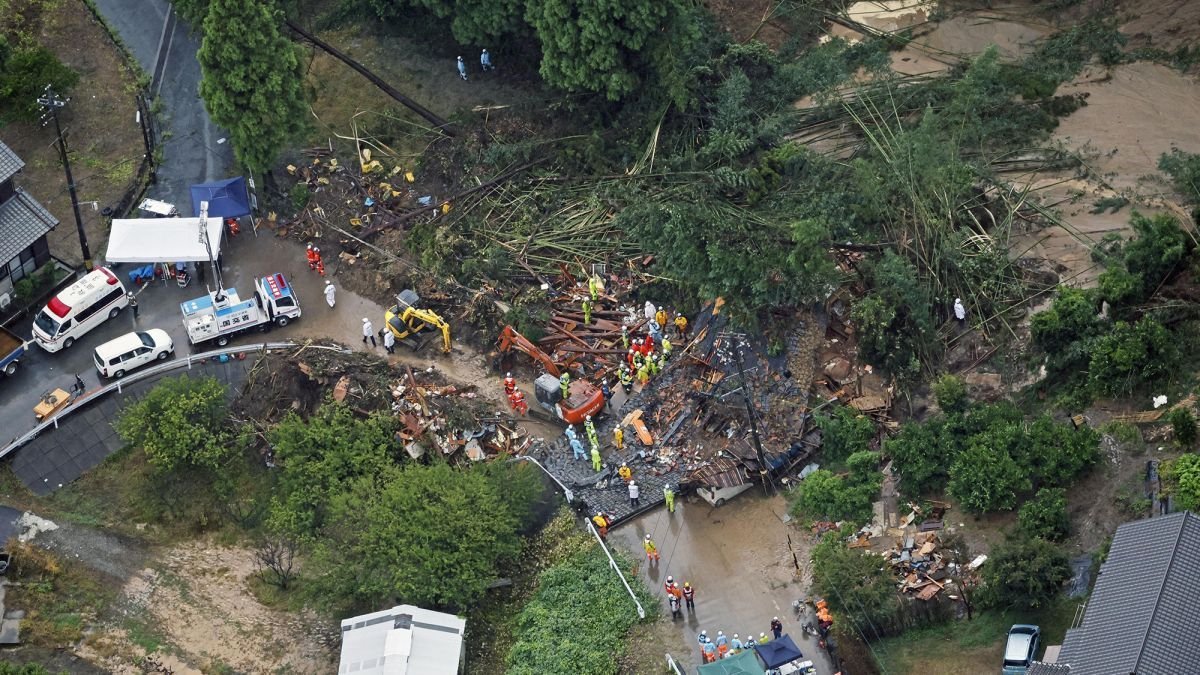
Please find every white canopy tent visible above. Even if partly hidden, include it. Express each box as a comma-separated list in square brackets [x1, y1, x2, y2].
[105, 217, 224, 263]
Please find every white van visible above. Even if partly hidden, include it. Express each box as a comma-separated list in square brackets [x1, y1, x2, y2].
[93, 329, 174, 378]
[32, 267, 129, 352]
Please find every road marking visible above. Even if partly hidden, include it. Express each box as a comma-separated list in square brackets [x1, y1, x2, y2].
[151, 6, 177, 98]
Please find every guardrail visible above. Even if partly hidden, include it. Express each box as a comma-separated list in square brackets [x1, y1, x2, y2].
[0, 341, 351, 460]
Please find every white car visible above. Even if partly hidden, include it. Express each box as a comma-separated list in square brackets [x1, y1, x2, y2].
[93, 329, 174, 379]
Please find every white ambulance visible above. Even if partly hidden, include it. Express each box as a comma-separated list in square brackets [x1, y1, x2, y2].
[32, 266, 129, 352]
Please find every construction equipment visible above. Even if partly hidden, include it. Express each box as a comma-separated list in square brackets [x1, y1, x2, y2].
[497, 325, 577, 377]
[181, 273, 301, 347]
[532, 373, 605, 425]
[385, 290, 451, 353]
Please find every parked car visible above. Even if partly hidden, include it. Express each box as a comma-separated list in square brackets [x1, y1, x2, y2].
[1003, 624, 1041, 674]
[93, 329, 174, 379]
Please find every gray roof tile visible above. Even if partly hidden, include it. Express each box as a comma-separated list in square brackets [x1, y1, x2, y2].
[0, 140, 25, 184]
[1056, 511, 1200, 675]
[1028, 663, 1071, 675]
[0, 189, 58, 263]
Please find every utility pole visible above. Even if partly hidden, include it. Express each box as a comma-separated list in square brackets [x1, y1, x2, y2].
[135, 93, 156, 183]
[37, 85, 91, 271]
[721, 332, 775, 495]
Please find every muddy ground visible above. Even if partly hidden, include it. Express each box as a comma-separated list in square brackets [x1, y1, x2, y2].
[3, 0, 146, 267]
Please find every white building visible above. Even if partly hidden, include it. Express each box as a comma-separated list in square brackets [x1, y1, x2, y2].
[338, 604, 466, 675]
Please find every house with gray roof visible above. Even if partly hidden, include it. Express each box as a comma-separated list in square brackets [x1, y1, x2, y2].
[0, 140, 57, 301]
[1039, 511, 1200, 674]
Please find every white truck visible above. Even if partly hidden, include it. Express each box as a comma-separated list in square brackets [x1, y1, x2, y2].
[180, 273, 300, 347]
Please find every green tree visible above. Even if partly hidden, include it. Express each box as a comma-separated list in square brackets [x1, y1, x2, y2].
[1087, 317, 1179, 398]
[114, 375, 233, 472]
[1163, 453, 1200, 511]
[852, 251, 937, 385]
[1030, 287, 1105, 376]
[268, 404, 398, 537]
[525, 0, 697, 103]
[811, 536, 898, 635]
[933, 374, 969, 414]
[790, 467, 880, 525]
[1020, 415, 1099, 487]
[0, 45, 79, 123]
[1017, 488, 1070, 542]
[980, 535, 1070, 610]
[1159, 149, 1200, 207]
[815, 407, 876, 465]
[198, 0, 306, 174]
[312, 462, 524, 610]
[1168, 407, 1198, 448]
[947, 429, 1030, 513]
[884, 416, 950, 498]
[368, 0, 525, 45]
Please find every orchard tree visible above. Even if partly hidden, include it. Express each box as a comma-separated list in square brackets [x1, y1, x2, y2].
[198, 0, 306, 174]
[947, 430, 1030, 513]
[980, 535, 1070, 610]
[1017, 488, 1070, 542]
[115, 375, 233, 472]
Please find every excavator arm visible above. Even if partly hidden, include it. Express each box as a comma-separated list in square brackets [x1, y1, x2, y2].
[406, 308, 451, 353]
[386, 302, 452, 354]
[498, 325, 563, 377]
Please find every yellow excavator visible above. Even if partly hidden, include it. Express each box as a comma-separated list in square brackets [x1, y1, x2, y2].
[384, 290, 451, 353]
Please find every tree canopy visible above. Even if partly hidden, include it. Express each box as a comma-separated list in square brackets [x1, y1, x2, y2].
[980, 535, 1070, 610]
[198, 0, 307, 173]
[114, 375, 233, 472]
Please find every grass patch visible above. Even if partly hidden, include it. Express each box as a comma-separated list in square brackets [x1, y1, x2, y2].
[246, 574, 309, 613]
[872, 595, 1081, 674]
[124, 616, 166, 654]
[5, 542, 117, 648]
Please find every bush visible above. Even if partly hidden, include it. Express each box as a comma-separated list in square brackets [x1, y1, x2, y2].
[815, 406, 876, 465]
[789, 461, 881, 526]
[947, 434, 1029, 513]
[851, 251, 936, 385]
[1097, 212, 1192, 309]
[1018, 488, 1070, 542]
[506, 545, 655, 674]
[932, 374, 968, 414]
[1163, 453, 1200, 512]
[0, 45, 79, 123]
[1168, 407, 1198, 447]
[1087, 317, 1179, 398]
[1159, 149, 1200, 207]
[980, 535, 1071, 610]
[811, 535, 898, 636]
[114, 375, 233, 473]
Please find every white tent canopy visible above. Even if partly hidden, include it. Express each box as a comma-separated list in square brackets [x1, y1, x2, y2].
[105, 217, 223, 263]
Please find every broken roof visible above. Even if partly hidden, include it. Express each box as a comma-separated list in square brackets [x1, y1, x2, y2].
[1056, 511, 1200, 674]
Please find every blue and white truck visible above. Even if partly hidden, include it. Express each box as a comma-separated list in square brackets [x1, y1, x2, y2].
[180, 273, 301, 347]
[0, 325, 26, 376]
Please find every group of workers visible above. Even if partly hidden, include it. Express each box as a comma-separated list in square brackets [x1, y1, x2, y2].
[502, 372, 528, 415]
[305, 243, 326, 276]
[695, 617, 785, 663]
[662, 575, 696, 620]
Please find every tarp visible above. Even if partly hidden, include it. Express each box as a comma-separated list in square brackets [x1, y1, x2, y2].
[190, 176, 251, 218]
[106, 217, 224, 263]
[753, 635, 804, 669]
[696, 649, 767, 675]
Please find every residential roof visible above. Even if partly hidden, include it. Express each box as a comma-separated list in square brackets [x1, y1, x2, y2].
[338, 604, 465, 675]
[1027, 663, 1072, 675]
[1055, 511, 1200, 675]
[0, 189, 58, 264]
[0, 140, 24, 184]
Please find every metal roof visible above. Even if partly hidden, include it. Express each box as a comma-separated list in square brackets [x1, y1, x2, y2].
[1056, 511, 1200, 674]
[338, 604, 465, 675]
[0, 140, 25, 184]
[0, 189, 57, 264]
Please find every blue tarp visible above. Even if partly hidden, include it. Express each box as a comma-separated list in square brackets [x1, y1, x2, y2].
[190, 176, 251, 218]
[753, 635, 804, 669]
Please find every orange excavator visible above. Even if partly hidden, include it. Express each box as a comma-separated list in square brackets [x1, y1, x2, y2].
[497, 325, 604, 425]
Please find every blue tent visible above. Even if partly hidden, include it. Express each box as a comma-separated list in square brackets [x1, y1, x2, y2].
[753, 635, 804, 669]
[190, 176, 251, 218]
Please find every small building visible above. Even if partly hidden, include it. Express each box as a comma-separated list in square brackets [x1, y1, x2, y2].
[1035, 511, 1200, 674]
[338, 604, 466, 675]
[0, 140, 58, 299]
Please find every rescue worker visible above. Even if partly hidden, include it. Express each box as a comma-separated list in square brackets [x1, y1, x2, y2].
[621, 325, 630, 349]
[509, 389, 528, 415]
[601, 380, 612, 409]
[661, 335, 673, 359]
[581, 297, 593, 325]
[655, 306, 668, 329]
[569, 435, 587, 461]
[592, 512, 609, 537]
[771, 617, 783, 640]
[648, 318, 662, 343]
[645, 301, 656, 321]
[696, 629, 708, 647]
[618, 365, 634, 394]
[668, 592, 682, 619]
[731, 634, 743, 654]
[759, 632, 769, 644]
[324, 280, 337, 308]
[702, 640, 716, 663]
[637, 360, 650, 386]
[744, 634, 756, 648]
[674, 314, 689, 339]
[559, 372, 570, 400]
[503, 372, 516, 397]
[643, 534, 659, 562]
[663, 484, 676, 513]
[666, 576, 677, 595]
[647, 350, 660, 376]
[641, 333, 655, 355]
[954, 297, 966, 324]
[362, 318, 377, 347]
[627, 348, 637, 369]
[480, 49, 494, 72]
[584, 415, 599, 448]
[617, 463, 632, 483]
[613, 426, 625, 451]
[306, 243, 318, 269]
[628, 480, 640, 507]
[632, 349, 645, 372]
[588, 273, 601, 301]
[654, 351, 666, 374]
[590, 444, 602, 472]
[682, 581, 695, 611]
[383, 328, 396, 354]
[456, 55, 468, 81]
[314, 248, 325, 276]
[715, 631, 729, 658]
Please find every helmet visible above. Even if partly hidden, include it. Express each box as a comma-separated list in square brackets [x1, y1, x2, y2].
[701, 630, 707, 636]
[644, 534, 651, 540]
[362, 317, 369, 323]
[506, 372, 512, 377]
[667, 575, 674, 583]
[733, 633, 739, 639]
[307, 243, 313, 249]
[717, 631, 724, 636]
[773, 616, 779, 621]
[585, 415, 591, 421]
[457, 55, 463, 60]
[684, 582, 691, 588]
[760, 633, 767, 640]
[325, 280, 331, 286]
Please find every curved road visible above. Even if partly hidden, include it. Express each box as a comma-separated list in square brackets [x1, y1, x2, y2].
[0, 0, 232, 440]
